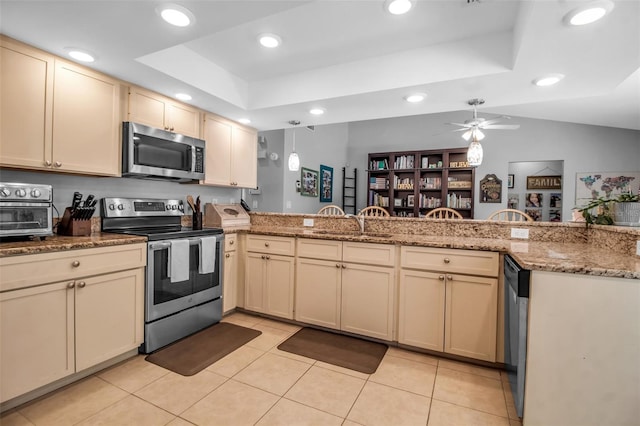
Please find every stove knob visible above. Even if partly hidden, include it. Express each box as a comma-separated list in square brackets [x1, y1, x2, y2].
[117, 204, 124, 210]
[108, 204, 115, 210]
[31, 189, 42, 198]
[15, 188, 27, 197]
[172, 205, 177, 210]
[166, 205, 171, 210]
[178, 203, 184, 212]
[0, 188, 10, 197]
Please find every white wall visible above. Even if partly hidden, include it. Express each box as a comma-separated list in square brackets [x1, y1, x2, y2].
[247, 129, 285, 212]
[282, 123, 350, 214]
[347, 112, 640, 219]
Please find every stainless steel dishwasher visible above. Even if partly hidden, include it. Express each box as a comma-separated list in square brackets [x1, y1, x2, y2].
[504, 254, 531, 419]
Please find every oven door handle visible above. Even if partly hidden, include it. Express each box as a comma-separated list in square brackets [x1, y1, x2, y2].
[149, 238, 214, 250]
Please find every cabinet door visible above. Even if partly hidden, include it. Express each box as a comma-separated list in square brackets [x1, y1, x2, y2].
[52, 60, 121, 176]
[244, 252, 266, 313]
[264, 255, 294, 319]
[0, 281, 74, 403]
[75, 268, 144, 371]
[0, 38, 54, 170]
[202, 114, 232, 186]
[167, 102, 200, 138]
[445, 274, 498, 362]
[128, 86, 167, 130]
[231, 125, 257, 188]
[341, 263, 395, 341]
[398, 270, 445, 352]
[295, 258, 342, 329]
[223, 250, 238, 313]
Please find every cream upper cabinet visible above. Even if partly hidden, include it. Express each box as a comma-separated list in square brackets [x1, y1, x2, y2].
[0, 244, 146, 403]
[128, 86, 200, 138]
[202, 113, 257, 188]
[244, 235, 295, 319]
[0, 37, 122, 176]
[398, 246, 498, 362]
[295, 238, 396, 341]
[0, 37, 54, 170]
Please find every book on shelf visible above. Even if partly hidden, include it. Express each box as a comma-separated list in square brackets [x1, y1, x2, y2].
[446, 193, 472, 209]
[369, 176, 388, 189]
[369, 190, 389, 207]
[394, 155, 414, 169]
[369, 159, 389, 170]
[420, 177, 441, 189]
[419, 195, 442, 208]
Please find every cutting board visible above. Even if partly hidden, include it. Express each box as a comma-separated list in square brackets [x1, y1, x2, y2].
[204, 203, 250, 227]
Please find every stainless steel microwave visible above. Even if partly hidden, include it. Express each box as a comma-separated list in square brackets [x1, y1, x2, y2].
[122, 122, 205, 182]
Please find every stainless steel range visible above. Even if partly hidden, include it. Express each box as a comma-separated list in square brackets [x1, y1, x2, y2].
[101, 197, 224, 353]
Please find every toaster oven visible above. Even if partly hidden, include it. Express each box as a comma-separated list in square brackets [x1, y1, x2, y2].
[0, 183, 53, 238]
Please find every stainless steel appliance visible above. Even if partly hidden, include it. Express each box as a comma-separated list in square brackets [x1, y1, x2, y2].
[504, 254, 531, 418]
[122, 122, 205, 182]
[101, 197, 224, 353]
[0, 182, 53, 239]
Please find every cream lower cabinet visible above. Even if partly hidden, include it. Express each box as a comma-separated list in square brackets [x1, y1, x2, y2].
[222, 233, 238, 314]
[0, 244, 146, 403]
[0, 36, 122, 176]
[244, 235, 295, 319]
[398, 246, 498, 362]
[296, 239, 396, 341]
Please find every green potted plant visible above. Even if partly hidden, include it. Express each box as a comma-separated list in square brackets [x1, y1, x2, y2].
[578, 192, 640, 226]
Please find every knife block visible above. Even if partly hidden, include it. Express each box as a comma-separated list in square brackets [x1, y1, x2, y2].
[57, 207, 92, 236]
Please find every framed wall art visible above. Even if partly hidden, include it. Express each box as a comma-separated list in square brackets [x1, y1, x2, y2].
[575, 171, 640, 207]
[301, 167, 319, 197]
[479, 174, 502, 203]
[508, 174, 514, 188]
[320, 165, 333, 202]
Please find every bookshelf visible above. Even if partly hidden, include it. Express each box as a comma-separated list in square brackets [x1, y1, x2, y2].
[367, 148, 475, 218]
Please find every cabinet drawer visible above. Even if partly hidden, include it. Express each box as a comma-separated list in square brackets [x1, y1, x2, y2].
[401, 246, 498, 277]
[297, 238, 342, 261]
[246, 234, 294, 256]
[343, 242, 395, 267]
[0, 243, 147, 292]
[224, 233, 237, 252]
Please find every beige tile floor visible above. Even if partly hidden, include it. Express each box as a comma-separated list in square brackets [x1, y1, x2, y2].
[2, 312, 523, 426]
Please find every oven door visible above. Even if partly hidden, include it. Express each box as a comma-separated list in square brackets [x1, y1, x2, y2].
[145, 235, 223, 322]
[0, 202, 52, 237]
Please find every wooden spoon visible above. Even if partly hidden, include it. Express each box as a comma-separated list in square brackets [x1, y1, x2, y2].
[186, 195, 197, 212]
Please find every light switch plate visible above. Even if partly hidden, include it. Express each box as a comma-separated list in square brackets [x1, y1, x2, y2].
[511, 228, 529, 239]
[636, 241, 640, 256]
[303, 218, 314, 227]
[286, 201, 292, 209]
[252, 200, 258, 209]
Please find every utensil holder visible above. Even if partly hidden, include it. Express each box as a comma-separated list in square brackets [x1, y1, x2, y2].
[57, 207, 92, 236]
[192, 212, 203, 230]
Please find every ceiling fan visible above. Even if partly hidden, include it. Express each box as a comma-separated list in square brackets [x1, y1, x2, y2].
[448, 98, 520, 140]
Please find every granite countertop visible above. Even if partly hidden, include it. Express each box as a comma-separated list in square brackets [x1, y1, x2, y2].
[0, 233, 147, 257]
[248, 226, 640, 279]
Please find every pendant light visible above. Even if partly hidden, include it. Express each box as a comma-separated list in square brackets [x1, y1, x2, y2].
[467, 135, 483, 167]
[288, 120, 300, 171]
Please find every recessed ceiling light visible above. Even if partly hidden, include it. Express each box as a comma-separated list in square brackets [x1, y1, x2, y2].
[385, 0, 413, 15]
[238, 118, 251, 124]
[563, 0, 614, 26]
[404, 93, 426, 103]
[67, 49, 95, 63]
[309, 108, 325, 115]
[258, 33, 282, 48]
[533, 73, 565, 87]
[175, 93, 192, 101]
[158, 4, 194, 27]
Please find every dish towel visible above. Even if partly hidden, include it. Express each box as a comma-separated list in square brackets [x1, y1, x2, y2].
[199, 236, 217, 274]
[169, 239, 190, 283]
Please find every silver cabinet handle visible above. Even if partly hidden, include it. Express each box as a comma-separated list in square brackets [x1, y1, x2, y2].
[443, 258, 450, 264]
[341, 264, 346, 269]
[336, 263, 341, 268]
[264, 242, 270, 247]
[45, 160, 52, 166]
[230, 240, 234, 245]
[439, 275, 445, 281]
[72, 261, 80, 267]
[225, 253, 230, 258]
[261, 255, 266, 259]
[266, 255, 271, 260]
[54, 161, 62, 167]
[447, 275, 453, 281]
[77, 281, 86, 288]
[67, 282, 75, 289]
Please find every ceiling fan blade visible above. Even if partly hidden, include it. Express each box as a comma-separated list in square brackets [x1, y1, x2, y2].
[482, 124, 520, 130]
[446, 122, 473, 128]
[479, 116, 511, 126]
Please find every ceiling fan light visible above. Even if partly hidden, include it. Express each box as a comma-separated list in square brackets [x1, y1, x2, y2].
[533, 74, 565, 87]
[563, 0, 614, 26]
[385, 0, 413, 15]
[462, 128, 485, 141]
[467, 138, 483, 167]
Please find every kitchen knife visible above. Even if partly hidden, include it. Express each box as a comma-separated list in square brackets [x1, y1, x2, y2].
[71, 192, 82, 211]
[83, 194, 95, 207]
[196, 196, 201, 213]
